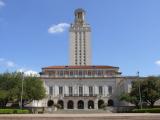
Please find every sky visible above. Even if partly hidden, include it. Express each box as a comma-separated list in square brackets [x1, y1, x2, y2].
[0, 0, 160, 76]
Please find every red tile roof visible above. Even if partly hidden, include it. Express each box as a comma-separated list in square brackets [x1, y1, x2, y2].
[42, 65, 119, 69]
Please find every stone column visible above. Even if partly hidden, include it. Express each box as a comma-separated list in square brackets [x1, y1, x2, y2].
[94, 99, 98, 110]
[74, 100, 77, 110]
[64, 100, 67, 110]
[84, 100, 88, 110]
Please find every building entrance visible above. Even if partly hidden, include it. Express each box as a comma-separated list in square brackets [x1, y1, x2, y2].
[88, 100, 94, 109]
[67, 100, 74, 109]
[77, 100, 84, 109]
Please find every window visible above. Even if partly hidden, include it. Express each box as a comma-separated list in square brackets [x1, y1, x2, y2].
[69, 86, 73, 96]
[60, 71, 63, 76]
[79, 86, 83, 96]
[99, 86, 103, 95]
[108, 86, 112, 95]
[49, 86, 53, 95]
[88, 71, 91, 76]
[70, 71, 74, 76]
[79, 71, 82, 76]
[89, 86, 93, 96]
[98, 70, 102, 76]
[59, 86, 63, 95]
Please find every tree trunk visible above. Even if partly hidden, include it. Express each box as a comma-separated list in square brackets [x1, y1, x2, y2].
[150, 101, 154, 108]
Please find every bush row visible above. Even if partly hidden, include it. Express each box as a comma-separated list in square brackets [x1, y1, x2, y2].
[132, 108, 160, 113]
[0, 109, 29, 114]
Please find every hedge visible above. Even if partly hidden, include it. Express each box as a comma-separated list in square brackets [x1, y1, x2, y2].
[132, 108, 160, 113]
[0, 109, 29, 114]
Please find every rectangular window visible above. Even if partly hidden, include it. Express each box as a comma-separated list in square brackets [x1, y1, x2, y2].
[69, 86, 73, 96]
[49, 86, 53, 95]
[59, 86, 63, 95]
[99, 86, 103, 95]
[60, 71, 63, 76]
[79, 86, 83, 96]
[108, 86, 112, 95]
[89, 86, 93, 96]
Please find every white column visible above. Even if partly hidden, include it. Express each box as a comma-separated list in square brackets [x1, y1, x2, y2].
[94, 85, 98, 95]
[64, 85, 68, 95]
[55, 85, 59, 96]
[104, 85, 108, 96]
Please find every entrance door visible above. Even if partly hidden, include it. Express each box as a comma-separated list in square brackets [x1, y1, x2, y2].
[78, 100, 84, 109]
[57, 100, 64, 109]
[88, 100, 94, 109]
[67, 100, 74, 109]
[108, 99, 114, 106]
[98, 100, 104, 109]
[47, 100, 54, 107]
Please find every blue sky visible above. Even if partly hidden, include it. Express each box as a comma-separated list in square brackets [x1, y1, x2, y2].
[0, 0, 160, 76]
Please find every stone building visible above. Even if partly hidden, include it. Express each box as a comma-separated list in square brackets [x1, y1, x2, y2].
[35, 8, 136, 110]
[40, 65, 121, 110]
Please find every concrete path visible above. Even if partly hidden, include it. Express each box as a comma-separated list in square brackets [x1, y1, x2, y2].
[0, 113, 160, 120]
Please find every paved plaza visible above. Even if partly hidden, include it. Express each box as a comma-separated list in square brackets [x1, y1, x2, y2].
[0, 113, 160, 120]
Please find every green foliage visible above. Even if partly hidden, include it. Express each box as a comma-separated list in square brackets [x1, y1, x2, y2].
[16, 109, 29, 114]
[0, 109, 13, 114]
[141, 77, 160, 107]
[100, 103, 108, 110]
[120, 76, 160, 108]
[0, 109, 29, 114]
[132, 108, 160, 113]
[23, 76, 46, 105]
[119, 92, 139, 108]
[54, 104, 62, 109]
[0, 72, 46, 108]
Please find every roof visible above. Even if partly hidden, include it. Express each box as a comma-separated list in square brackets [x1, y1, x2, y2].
[42, 65, 119, 69]
[74, 8, 86, 14]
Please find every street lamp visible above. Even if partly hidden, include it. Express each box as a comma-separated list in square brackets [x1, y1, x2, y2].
[137, 71, 142, 109]
[20, 73, 24, 109]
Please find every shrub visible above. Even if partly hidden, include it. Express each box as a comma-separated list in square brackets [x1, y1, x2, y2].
[0, 109, 29, 114]
[0, 109, 13, 114]
[16, 109, 29, 114]
[132, 108, 160, 113]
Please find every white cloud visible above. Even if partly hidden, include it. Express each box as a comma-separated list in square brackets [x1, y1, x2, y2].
[48, 23, 70, 34]
[0, 58, 16, 67]
[155, 60, 160, 66]
[6, 61, 15, 67]
[0, 0, 5, 8]
[17, 68, 39, 77]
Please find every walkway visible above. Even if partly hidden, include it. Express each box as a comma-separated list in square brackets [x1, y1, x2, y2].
[0, 113, 160, 120]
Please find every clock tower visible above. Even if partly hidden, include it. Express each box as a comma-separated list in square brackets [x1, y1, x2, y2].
[69, 8, 91, 66]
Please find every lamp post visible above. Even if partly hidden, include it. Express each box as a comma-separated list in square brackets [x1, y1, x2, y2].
[137, 71, 142, 109]
[20, 73, 24, 109]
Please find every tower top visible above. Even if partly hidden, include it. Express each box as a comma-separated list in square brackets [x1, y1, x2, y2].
[74, 8, 86, 24]
[74, 8, 86, 15]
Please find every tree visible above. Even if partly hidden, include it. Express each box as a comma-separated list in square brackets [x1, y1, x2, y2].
[0, 72, 21, 107]
[0, 72, 46, 108]
[120, 92, 140, 108]
[141, 76, 160, 107]
[120, 76, 160, 108]
[0, 90, 8, 108]
[22, 76, 46, 106]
